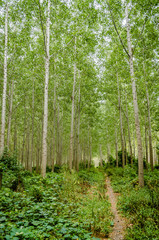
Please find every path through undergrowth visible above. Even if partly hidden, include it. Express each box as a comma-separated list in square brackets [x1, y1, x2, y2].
[102, 177, 126, 240]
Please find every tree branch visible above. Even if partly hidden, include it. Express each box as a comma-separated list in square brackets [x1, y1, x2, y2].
[33, 0, 46, 53]
[106, 0, 130, 57]
[132, 16, 148, 55]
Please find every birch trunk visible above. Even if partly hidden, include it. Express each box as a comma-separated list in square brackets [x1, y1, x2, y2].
[126, 5, 144, 187]
[26, 121, 30, 170]
[143, 61, 153, 170]
[117, 72, 125, 167]
[133, 130, 136, 158]
[69, 37, 76, 170]
[52, 64, 56, 172]
[73, 108, 77, 169]
[125, 93, 133, 165]
[123, 129, 128, 165]
[21, 100, 26, 167]
[145, 117, 148, 166]
[7, 78, 14, 149]
[41, 0, 50, 177]
[30, 80, 35, 172]
[36, 126, 41, 173]
[146, 83, 153, 170]
[87, 127, 90, 169]
[13, 117, 17, 151]
[115, 128, 118, 167]
[56, 104, 60, 165]
[0, 2, 8, 156]
[76, 82, 81, 171]
[89, 137, 92, 168]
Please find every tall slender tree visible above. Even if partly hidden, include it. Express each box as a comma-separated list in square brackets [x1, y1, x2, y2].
[69, 36, 77, 170]
[41, 0, 50, 177]
[125, 4, 144, 187]
[0, 2, 8, 156]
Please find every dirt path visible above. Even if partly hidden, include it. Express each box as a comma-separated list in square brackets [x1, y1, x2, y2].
[103, 177, 126, 240]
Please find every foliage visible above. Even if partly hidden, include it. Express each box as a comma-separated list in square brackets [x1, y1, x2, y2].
[0, 157, 112, 239]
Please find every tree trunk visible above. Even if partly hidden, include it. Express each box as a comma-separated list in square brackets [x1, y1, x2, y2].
[69, 37, 77, 170]
[21, 100, 27, 167]
[145, 83, 153, 170]
[117, 72, 125, 167]
[56, 103, 60, 166]
[52, 64, 56, 172]
[126, 5, 144, 187]
[100, 144, 103, 167]
[115, 128, 118, 167]
[89, 137, 92, 168]
[14, 117, 17, 151]
[76, 82, 81, 171]
[7, 78, 14, 149]
[0, 2, 8, 156]
[41, 0, 50, 177]
[133, 130, 136, 158]
[123, 129, 128, 165]
[83, 142, 86, 168]
[36, 127, 41, 174]
[145, 117, 148, 166]
[87, 127, 90, 169]
[125, 93, 133, 165]
[30, 80, 35, 172]
[73, 108, 77, 169]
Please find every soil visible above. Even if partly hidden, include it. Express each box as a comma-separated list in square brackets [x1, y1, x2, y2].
[101, 177, 127, 240]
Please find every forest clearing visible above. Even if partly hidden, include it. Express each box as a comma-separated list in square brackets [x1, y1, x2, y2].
[0, 0, 159, 239]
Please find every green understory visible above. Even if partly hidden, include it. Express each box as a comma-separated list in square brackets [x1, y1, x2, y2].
[0, 153, 112, 240]
[106, 165, 159, 240]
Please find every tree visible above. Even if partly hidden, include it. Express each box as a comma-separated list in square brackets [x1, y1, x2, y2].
[125, 4, 144, 187]
[41, 0, 50, 178]
[0, 1, 8, 156]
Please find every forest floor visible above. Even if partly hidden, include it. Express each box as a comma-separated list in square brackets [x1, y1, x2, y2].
[103, 177, 127, 240]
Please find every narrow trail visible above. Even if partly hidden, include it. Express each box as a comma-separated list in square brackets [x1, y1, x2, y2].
[102, 177, 126, 240]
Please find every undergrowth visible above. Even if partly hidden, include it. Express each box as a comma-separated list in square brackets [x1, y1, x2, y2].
[0, 151, 112, 240]
[105, 165, 159, 240]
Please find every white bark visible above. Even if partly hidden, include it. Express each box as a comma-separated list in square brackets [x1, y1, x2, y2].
[145, 117, 148, 165]
[125, 93, 133, 165]
[76, 81, 81, 171]
[69, 37, 76, 170]
[143, 62, 153, 170]
[41, 0, 50, 177]
[115, 128, 118, 167]
[126, 5, 144, 187]
[52, 65, 56, 172]
[117, 72, 125, 167]
[7, 78, 14, 149]
[29, 80, 35, 172]
[0, 2, 8, 156]
[146, 83, 153, 170]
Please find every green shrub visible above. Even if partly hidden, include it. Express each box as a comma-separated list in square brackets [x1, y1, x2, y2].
[109, 166, 159, 240]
